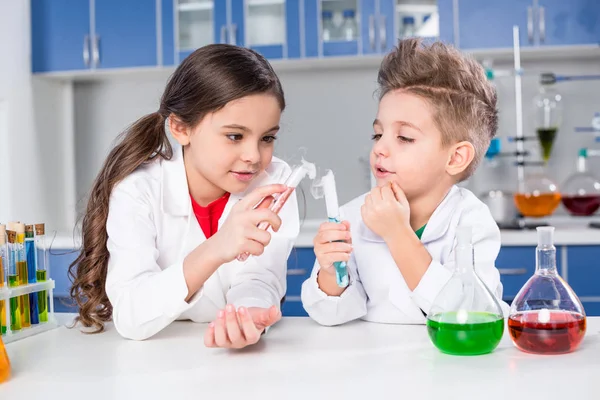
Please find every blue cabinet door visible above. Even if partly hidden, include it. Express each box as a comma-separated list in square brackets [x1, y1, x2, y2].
[94, 0, 158, 69]
[377, 0, 396, 54]
[456, 0, 533, 49]
[320, 0, 361, 56]
[31, 0, 91, 73]
[361, 0, 378, 55]
[537, 0, 600, 46]
[162, 0, 176, 66]
[283, 247, 315, 317]
[438, 0, 455, 45]
[566, 246, 600, 297]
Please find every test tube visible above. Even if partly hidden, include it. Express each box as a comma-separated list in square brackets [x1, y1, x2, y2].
[0, 225, 6, 335]
[25, 225, 39, 325]
[11, 223, 31, 328]
[34, 223, 48, 322]
[6, 229, 21, 331]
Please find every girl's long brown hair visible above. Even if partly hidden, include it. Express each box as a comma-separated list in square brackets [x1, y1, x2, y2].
[69, 44, 285, 333]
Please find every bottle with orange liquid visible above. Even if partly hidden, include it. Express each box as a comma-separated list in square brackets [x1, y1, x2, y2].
[514, 170, 561, 217]
[0, 333, 9, 383]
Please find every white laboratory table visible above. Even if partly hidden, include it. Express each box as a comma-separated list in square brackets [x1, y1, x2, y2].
[2, 315, 600, 400]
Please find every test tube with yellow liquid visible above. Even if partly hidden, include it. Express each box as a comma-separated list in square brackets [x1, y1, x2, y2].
[9, 223, 31, 328]
[5, 229, 21, 331]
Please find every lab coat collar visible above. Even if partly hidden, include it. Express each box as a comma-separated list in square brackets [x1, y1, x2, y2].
[359, 185, 461, 244]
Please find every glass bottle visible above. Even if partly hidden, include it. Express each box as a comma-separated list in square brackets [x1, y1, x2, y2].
[561, 149, 600, 216]
[508, 227, 586, 354]
[341, 9, 357, 41]
[534, 75, 563, 164]
[322, 10, 334, 41]
[427, 227, 505, 356]
[514, 168, 561, 218]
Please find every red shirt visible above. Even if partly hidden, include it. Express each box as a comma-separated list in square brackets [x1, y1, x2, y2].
[190, 193, 231, 238]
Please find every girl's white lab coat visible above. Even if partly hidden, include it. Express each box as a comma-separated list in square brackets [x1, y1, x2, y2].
[301, 185, 509, 326]
[105, 146, 299, 340]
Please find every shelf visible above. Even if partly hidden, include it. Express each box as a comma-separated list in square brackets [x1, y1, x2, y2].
[247, 0, 285, 6]
[0, 280, 55, 301]
[32, 44, 600, 81]
[178, 2, 213, 12]
[2, 317, 58, 344]
[396, 4, 438, 14]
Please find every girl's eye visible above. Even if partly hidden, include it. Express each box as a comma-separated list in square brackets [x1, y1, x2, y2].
[398, 136, 415, 143]
[227, 134, 243, 142]
[371, 133, 382, 141]
[262, 135, 277, 144]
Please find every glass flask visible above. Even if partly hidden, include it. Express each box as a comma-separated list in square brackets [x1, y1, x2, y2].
[534, 75, 563, 163]
[561, 149, 600, 216]
[427, 227, 505, 356]
[514, 169, 561, 218]
[508, 227, 586, 354]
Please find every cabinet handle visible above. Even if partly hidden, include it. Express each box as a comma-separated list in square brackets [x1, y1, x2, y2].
[229, 24, 237, 46]
[285, 296, 301, 302]
[369, 15, 375, 50]
[498, 268, 527, 275]
[287, 268, 307, 276]
[83, 35, 90, 66]
[527, 6, 534, 43]
[220, 25, 227, 44]
[92, 35, 100, 67]
[379, 14, 386, 50]
[539, 6, 546, 43]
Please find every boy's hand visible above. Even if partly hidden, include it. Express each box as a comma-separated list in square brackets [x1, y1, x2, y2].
[313, 220, 353, 274]
[361, 181, 410, 241]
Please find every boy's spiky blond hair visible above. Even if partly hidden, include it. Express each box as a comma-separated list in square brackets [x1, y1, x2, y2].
[377, 38, 498, 180]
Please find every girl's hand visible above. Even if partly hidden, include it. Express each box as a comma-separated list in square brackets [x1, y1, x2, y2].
[313, 220, 352, 273]
[204, 305, 282, 349]
[209, 184, 287, 263]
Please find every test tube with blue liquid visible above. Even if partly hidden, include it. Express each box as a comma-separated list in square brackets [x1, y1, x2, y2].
[25, 225, 39, 325]
[320, 171, 349, 288]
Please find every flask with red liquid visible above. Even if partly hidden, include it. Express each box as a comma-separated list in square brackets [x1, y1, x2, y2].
[561, 149, 600, 216]
[508, 227, 586, 354]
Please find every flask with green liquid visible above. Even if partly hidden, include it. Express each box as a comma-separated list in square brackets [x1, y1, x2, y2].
[426, 227, 505, 356]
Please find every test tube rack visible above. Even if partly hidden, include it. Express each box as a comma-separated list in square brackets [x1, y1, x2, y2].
[0, 280, 58, 343]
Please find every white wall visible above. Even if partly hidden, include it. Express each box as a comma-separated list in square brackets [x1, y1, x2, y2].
[70, 56, 600, 221]
[0, 1, 74, 233]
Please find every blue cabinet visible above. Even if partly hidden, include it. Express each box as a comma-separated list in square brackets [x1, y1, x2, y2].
[282, 247, 315, 317]
[31, 0, 91, 73]
[95, 0, 158, 69]
[452, 0, 599, 50]
[31, 0, 159, 73]
[452, 0, 533, 50]
[537, 0, 600, 46]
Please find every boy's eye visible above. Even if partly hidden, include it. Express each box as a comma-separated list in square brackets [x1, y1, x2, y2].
[371, 133, 382, 141]
[398, 136, 415, 143]
[262, 135, 277, 144]
[227, 134, 243, 142]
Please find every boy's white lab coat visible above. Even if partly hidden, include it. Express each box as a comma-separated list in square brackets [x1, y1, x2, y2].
[105, 146, 299, 340]
[301, 185, 510, 326]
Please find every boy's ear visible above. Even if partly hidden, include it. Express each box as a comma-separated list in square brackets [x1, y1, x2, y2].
[446, 141, 475, 178]
[168, 114, 191, 146]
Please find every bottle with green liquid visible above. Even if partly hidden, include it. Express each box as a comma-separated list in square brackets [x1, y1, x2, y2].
[426, 227, 505, 356]
[0, 225, 7, 335]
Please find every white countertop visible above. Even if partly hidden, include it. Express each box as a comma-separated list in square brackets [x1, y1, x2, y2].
[3, 315, 600, 399]
[47, 216, 600, 250]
